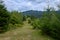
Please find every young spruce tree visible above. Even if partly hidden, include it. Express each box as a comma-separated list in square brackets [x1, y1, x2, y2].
[0, 1, 10, 33]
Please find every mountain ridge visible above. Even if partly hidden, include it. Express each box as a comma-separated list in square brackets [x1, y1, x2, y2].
[22, 10, 43, 18]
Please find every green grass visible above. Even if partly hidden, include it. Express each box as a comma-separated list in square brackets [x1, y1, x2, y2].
[0, 20, 54, 40]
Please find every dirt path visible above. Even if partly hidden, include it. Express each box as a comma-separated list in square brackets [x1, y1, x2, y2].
[0, 20, 53, 40]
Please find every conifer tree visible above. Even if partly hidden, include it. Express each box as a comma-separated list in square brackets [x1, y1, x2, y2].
[0, 1, 10, 33]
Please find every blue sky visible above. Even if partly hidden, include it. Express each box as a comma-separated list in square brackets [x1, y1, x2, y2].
[3, 0, 60, 12]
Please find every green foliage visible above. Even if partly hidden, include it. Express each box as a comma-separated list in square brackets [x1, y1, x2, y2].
[0, 1, 24, 33]
[0, 1, 10, 33]
[31, 8, 60, 40]
[40, 13, 60, 40]
[8, 11, 24, 30]
[31, 19, 41, 29]
[28, 18, 31, 23]
[10, 11, 23, 25]
[23, 15, 26, 21]
[39, 9, 60, 40]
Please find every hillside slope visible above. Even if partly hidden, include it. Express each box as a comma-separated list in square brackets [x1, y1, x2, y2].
[22, 10, 43, 18]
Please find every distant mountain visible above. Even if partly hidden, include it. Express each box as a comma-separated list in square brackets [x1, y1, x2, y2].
[22, 10, 43, 18]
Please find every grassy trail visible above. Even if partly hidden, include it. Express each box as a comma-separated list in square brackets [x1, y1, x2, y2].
[0, 20, 53, 40]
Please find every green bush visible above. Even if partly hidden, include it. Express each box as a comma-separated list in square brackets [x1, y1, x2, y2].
[40, 12, 60, 40]
[10, 11, 23, 24]
[23, 16, 26, 21]
[31, 9, 60, 40]
[31, 19, 41, 29]
[40, 19, 60, 40]
[0, 1, 10, 33]
[28, 18, 31, 23]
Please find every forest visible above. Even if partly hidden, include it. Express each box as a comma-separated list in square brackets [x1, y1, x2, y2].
[0, 0, 60, 40]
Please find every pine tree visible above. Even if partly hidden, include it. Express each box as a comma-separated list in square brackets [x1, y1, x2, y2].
[0, 1, 10, 33]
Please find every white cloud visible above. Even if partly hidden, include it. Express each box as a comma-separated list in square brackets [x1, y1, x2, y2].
[3, 0, 60, 11]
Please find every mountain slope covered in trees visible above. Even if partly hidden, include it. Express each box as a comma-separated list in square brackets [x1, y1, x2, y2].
[22, 10, 43, 18]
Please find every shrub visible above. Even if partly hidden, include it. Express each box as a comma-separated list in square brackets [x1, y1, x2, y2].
[31, 19, 41, 29]
[31, 9, 60, 40]
[40, 12, 60, 40]
[0, 1, 10, 33]
[10, 11, 23, 24]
